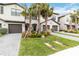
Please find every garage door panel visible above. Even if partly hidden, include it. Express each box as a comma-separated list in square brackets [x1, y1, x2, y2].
[9, 24, 22, 33]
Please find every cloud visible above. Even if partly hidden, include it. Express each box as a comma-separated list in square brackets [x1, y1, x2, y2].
[54, 3, 79, 14]
[53, 7, 67, 14]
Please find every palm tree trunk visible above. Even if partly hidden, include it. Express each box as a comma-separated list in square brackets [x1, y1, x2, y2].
[24, 14, 31, 38]
[37, 9, 41, 34]
[28, 14, 32, 35]
[38, 15, 41, 34]
[36, 16, 38, 33]
[45, 15, 48, 33]
[75, 17, 78, 30]
[69, 20, 72, 31]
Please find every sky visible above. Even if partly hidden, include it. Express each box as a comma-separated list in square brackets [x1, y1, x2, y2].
[24, 3, 79, 14]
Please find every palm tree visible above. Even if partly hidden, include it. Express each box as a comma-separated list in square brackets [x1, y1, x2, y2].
[21, 4, 27, 22]
[31, 3, 43, 34]
[21, 5, 34, 37]
[70, 13, 75, 30]
[70, 10, 79, 31]
[41, 3, 53, 33]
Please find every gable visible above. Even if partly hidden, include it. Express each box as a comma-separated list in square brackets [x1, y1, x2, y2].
[0, 3, 25, 9]
[41, 19, 59, 25]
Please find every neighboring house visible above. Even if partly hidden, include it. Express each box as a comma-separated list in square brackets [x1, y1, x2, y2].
[0, 3, 25, 33]
[58, 13, 79, 31]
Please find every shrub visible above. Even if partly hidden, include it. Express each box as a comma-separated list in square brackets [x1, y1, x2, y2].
[22, 31, 50, 38]
[30, 32, 41, 38]
[64, 30, 68, 32]
[0, 28, 7, 34]
[68, 29, 76, 33]
[74, 30, 79, 34]
[30, 33, 36, 38]
[36, 33, 42, 37]
[41, 31, 50, 36]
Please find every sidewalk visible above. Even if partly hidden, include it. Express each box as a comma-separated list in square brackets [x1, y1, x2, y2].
[49, 45, 79, 56]
[60, 32, 79, 36]
[51, 32, 79, 42]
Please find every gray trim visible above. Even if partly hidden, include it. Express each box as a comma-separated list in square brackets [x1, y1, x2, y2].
[5, 21, 25, 23]
[40, 17, 60, 25]
[0, 18, 25, 23]
[0, 3, 25, 9]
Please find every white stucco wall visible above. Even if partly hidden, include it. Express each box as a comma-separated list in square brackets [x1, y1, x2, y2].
[59, 14, 72, 30]
[0, 4, 24, 22]
[41, 20, 59, 31]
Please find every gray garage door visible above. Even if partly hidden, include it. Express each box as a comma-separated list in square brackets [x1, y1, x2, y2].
[8, 24, 22, 33]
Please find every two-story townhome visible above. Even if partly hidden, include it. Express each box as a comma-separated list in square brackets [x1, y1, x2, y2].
[0, 3, 60, 33]
[25, 13, 60, 32]
[58, 13, 79, 31]
[0, 3, 25, 33]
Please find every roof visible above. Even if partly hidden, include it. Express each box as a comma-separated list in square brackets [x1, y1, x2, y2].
[0, 3, 25, 9]
[0, 18, 25, 23]
[53, 12, 59, 15]
[40, 17, 60, 25]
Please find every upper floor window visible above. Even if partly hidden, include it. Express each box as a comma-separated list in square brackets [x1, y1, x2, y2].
[32, 17, 37, 20]
[0, 23, 2, 28]
[66, 18, 69, 22]
[11, 8, 21, 16]
[0, 6, 3, 14]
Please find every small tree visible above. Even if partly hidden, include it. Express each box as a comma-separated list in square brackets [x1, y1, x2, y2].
[21, 5, 35, 38]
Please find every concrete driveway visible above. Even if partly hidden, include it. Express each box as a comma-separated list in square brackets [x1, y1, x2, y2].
[0, 33, 21, 56]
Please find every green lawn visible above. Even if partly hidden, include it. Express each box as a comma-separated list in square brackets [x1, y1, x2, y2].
[19, 35, 79, 56]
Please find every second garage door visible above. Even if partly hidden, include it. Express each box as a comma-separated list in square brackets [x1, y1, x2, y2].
[8, 24, 22, 33]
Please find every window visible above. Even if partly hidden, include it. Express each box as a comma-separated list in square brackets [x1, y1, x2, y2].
[32, 17, 37, 20]
[11, 8, 21, 16]
[0, 24, 2, 28]
[47, 25, 50, 29]
[16, 9, 21, 16]
[66, 19, 69, 22]
[43, 25, 45, 31]
[66, 18, 69, 22]
[0, 6, 3, 14]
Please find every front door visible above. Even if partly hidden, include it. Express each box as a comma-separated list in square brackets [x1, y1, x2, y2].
[52, 25, 58, 32]
[32, 24, 37, 31]
[25, 23, 29, 31]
